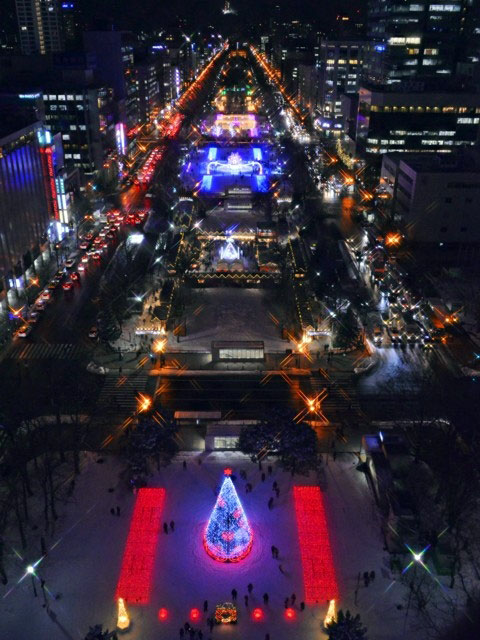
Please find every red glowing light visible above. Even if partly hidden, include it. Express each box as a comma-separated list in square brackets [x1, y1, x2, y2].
[293, 487, 339, 605]
[158, 608, 168, 621]
[190, 608, 201, 621]
[115, 488, 166, 604]
[285, 607, 296, 620]
[223, 467, 232, 476]
[252, 607, 263, 620]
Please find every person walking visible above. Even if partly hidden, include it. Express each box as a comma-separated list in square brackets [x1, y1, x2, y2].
[261, 472, 266, 482]
[163, 522, 169, 534]
[198, 631, 203, 640]
[275, 487, 280, 499]
[268, 465, 273, 475]
[116, 506, 121, 516]
[183, 460, 187, 470]
[110, 507, 115, 515]
[363, 571, 370, 587]
[272, 480, 278, 491]
[275, 547, 279, 559]
[268, 497, 274, 510]
[247, 583, 253, 594]
[300, 602, 305, 611]
[284, 597, 289, 608]
[244, 595, 249, 607]
[203, 600, 208, 612]
[279, 564, 284, 573]
[231, 588, 237, 601]
[291, 593, 296, 606]
[369, 570, 376, 582]
[170, 520, 175, 532]
[263, 593, 269, 605]
[208, 618, 214, 633]
[265, 634, 270, 640]
[179, 628, 185, 638]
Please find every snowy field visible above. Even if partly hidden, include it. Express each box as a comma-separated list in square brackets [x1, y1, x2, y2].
[0, 451, 420, 640]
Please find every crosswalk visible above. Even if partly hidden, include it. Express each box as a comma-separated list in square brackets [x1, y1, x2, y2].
[97, 371, 150, 413]
[310, 374, 362, 419]
[9, 342, 85, 360]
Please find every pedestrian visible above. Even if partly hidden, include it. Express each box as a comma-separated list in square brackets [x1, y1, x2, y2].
[119, 366, 122, 374]
[189, 628, 195, 639]
[184, 622, 190, 631]
[363, 571, 370, 587]
[204, 600, 208, 612]
[291, 593, 296, 605]
[244, 595, 249, 606]
[263, 593, 269, 604]
[247, 583, 253, 594]
[369, 570, 375, 582]
[265, 634, 270, 640]
[180, 629, 185, 638]
[284, 597, 289, 608]
[268, 465, 273, 475]
[271, 545, 275, 558]
[40, 536, 47, 556]
[279, 564, 284, 573]
[333, 450, 337, 462]
[170, 520, 175, 532]
[232, 588, 237, 601]
[198, 631, 203, 640]
[208, 618, 214, 632]
[268, 497, 274, 510]
[163, 522, 169, 534]
[300, 602, 305, 611]
[110, 507, 115, 515]
[116, 506, 121, 516]
[275, 487, 280, 499]
[272, 480, 278, 491]
[183, 460, 187, 470]
[258, 460, 262, 471]
[275, 547, 279, 559]
[261, 472, 266, 482]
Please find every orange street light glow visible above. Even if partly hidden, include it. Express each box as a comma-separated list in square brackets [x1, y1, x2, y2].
[137, 393, 152, 413]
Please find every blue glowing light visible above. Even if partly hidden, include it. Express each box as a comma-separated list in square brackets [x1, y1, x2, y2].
[253, 147, 262, 161]
[204, 473, 252, 562]
[375, 44, 386, 52]
[201, 175, 213, 191]
[207, 147, 217, 161]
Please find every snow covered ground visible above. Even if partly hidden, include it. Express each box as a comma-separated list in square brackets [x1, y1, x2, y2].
[0, 451, 421, 640]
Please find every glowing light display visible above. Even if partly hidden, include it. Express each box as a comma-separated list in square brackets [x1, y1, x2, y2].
[293, 486, 339, 604]
[117, 598, 130, 630]
[220, 237, 241, 261]
[116, 488, 166, 604]
[324, 599, 337, 627]
[158, 607, 168, 621]
[204, 472, 252, 562]
[215, 602, 238, 624]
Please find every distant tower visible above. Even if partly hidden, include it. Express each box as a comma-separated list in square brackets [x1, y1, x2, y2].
[222, 0, 235, 15]
[15, 0, 64, 55]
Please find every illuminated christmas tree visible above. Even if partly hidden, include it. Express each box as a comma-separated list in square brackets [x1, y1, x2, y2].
[204, 469, 252, 562]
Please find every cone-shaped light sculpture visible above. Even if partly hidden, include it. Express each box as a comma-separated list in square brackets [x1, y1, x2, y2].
[204, 469, 252, 562]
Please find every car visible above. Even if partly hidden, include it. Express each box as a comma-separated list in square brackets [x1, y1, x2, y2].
[40, 290, 51, 302]
[16, 325, 32, 338]
[373, 326, 383, 345]
[81, 255, 89, 263]
[79, 241, 89, 250]
[99, 230, 107, 238]
[93, 236, 102, 245]
[88, 326, 98, 339]
[65, 259, 75, 268]
[101, 242, 108, 250]
[114, 221, 122, 228]
[92, 252, 101, 261]
[28, 311, 40, 323]
[86, 361, 108, 375]
[78, 263, 86, 271]
[70, 271, 80, 282]
[87, 249, 97, 256]
[84, 232, 93, 241]
[47, 280, 58, 290]
[62, 281, 73, 291]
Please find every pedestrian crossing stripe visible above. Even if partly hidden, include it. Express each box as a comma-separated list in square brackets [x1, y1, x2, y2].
[10, 343, 84, 360]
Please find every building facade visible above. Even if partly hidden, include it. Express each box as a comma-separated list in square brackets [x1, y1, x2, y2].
[381, 150, 480, 243]
[0, 122, 57, 293]
[16, 0, 64, 55]
[352, 84, 480, 155]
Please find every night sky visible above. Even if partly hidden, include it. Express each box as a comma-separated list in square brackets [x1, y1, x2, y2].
[79, 0, 365, 32]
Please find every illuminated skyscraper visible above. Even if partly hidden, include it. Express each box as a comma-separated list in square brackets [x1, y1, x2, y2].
[15, 0, 64, 55]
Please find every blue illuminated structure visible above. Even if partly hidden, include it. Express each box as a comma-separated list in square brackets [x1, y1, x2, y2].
[204, 469, 252, 562]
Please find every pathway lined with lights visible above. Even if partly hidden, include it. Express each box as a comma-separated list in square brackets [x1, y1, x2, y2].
[293, 486, 339, 604]
[116, 488, 166, 604]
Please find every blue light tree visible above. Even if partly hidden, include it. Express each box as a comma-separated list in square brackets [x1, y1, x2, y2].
[204, 471, 252, 562]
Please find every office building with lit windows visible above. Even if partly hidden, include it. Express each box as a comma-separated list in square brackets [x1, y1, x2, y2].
[315, 39, 367, 127]
[42, 86, 115, 174]
[15, 0, 64, 55]
[351, 83, 480, 156]
[366, 1, 475, 84]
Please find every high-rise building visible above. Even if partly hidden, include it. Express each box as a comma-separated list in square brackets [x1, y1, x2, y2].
[316, 39, 367, 126]
[366, 0, 472, 84]
[15, 0, 64, 55]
